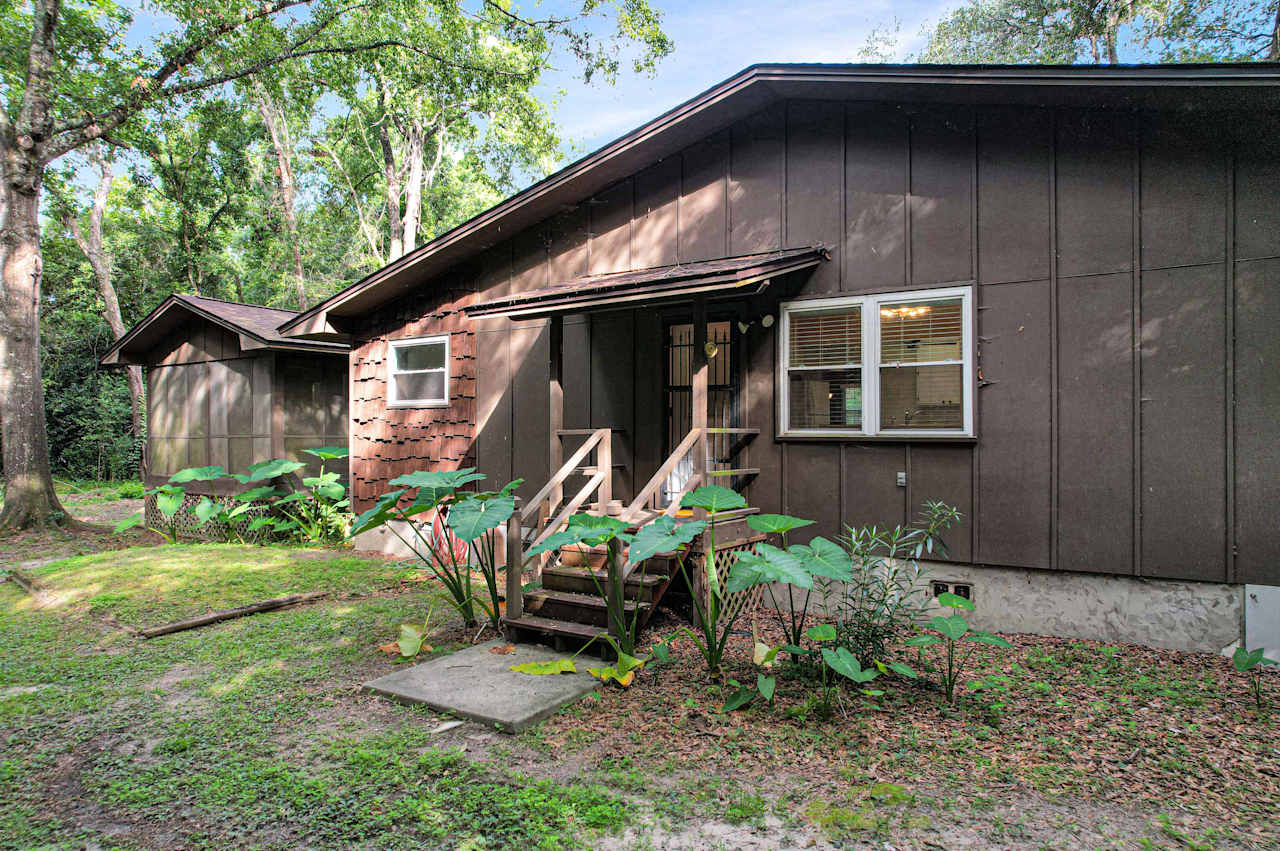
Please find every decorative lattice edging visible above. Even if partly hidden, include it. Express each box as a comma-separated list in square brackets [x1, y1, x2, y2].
[144, 492, 276, 543]
[684, 532, 778, 623]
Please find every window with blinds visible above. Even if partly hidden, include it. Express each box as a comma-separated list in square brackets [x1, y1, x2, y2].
[786, 306, 862, 430]
[779, 287, 972, 436]
[388, 335, 450, 407]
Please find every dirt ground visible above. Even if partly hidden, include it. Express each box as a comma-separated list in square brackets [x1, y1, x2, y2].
[0, 490, 152, 568]
[3, 535, 1276, 849]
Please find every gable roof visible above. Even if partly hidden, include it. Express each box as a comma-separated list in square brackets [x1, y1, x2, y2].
[278, 61, 1280, 341]
[100, 293, 349, 366]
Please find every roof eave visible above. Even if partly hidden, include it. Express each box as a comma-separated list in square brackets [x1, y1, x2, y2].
[278, 61, 1280, 338]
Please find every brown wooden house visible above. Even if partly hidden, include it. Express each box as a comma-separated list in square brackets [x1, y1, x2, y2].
[280, 64, 1280, 654]
[101, 293, 349, 493]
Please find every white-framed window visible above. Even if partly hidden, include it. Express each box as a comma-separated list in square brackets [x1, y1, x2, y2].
[387, 335, 450, 407]
[778, 286, 974, 438]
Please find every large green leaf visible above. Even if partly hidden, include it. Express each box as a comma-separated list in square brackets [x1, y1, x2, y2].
[193, 497, 220, 524]
[757, 674, 776, 702]
[795, 536, 853, 581]
[822, 647, 879, 684]
[233, 458, 306, 484]
[931, 614, 970, 641]
[627, 516, 705, 565]
[806, 623, 836, 642]
[1232, 646, 1264, 672]
[511, 658, 577, 676]
[169, 465, 226, 483]
[233, 485, 282, 502]
[936, 591, 975, 611]
[154, 487, 185, 519]
[680, 484, 746, 514]
[743, 543, 812, 589]
[964, 631, 1013, 649]
[588, 651, 645, 687]
[349, 489, 407, 535]
[448, 493, 516, 541]
[722, 686, 756, 712]
[113, 513, 145, 534]
[302, 445, 350, 461]
[904, 634, 940, 648]
[747, 514, 814, 535]
[524, 526, 594, 559]
[390, 468, 486, 492]
[396, 623, 431, 658]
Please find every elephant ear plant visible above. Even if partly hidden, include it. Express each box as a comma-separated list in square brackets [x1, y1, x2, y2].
[906, 591, 1012, 704]
[351, 468, 522, 633]
[114, 464, 227, 542]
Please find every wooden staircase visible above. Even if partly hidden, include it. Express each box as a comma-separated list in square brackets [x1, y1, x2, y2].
[502, 425, 759, 651]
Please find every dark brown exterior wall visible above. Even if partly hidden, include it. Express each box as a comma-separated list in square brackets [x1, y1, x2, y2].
[145, 316, 349, 495]
[351, 98, 1280, 587]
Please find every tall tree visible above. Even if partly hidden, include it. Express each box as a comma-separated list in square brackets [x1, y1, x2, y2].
[0, 0, 669, 528]
[52, 145, 144, 439]
[919, 0, 1279, 63]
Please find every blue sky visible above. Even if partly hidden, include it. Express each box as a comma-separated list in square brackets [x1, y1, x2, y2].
[537, 0, 959, 155]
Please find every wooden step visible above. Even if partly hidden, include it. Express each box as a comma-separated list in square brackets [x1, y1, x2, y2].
[504, 614, 606, 641]
[542, 565, 667, 601]
[525, 589, 649, 627]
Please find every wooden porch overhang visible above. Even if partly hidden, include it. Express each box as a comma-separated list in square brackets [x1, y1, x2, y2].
[464, 245, 829, 319]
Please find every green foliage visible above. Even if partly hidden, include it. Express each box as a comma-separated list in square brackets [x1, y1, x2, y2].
[677, 486, 752, 678]
[394, 602, 439, 660]
[919, 0, 1279, 64]
[831, 501, 963, 667]
[1232, 646, 1277, 710]
[354, 468, 519, 631]
[906, 593, 1013, 704]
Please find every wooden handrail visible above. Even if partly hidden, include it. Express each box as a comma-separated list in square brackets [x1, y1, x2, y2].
[520, 427, 610, 523]
[530, 471, 606, 551]
[620, 427, 703, 523]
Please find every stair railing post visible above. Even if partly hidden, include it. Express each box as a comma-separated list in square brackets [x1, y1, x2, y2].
[691, 297, 709, 523]
[597, 428, 612, 514]
[505, 499, 523, 621]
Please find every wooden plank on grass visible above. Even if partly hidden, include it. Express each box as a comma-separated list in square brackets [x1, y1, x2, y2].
[138, 591, 329, 638]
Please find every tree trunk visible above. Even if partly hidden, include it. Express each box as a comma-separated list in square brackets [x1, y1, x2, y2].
[0, 167, 71, 528]
[65, 151, 144, 439]
[254, 90, 307, 308]
[377, 77, 405, 263]
[400, 120, 426, 256]
[1269, 2, 1279, 60]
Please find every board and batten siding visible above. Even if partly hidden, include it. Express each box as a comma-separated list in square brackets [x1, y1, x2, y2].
[352, 98, 1280, 587]
[147, 316, 348, 495]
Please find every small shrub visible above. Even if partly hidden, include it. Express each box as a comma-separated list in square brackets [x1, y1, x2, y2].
[116, 481, 144, 499]
[830, 501, 962, 666]
[906, 591, 1012, 704]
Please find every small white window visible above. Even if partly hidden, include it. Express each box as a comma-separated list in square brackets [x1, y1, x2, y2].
[388, 335, 449, 407]
[779, 286, 973, 437]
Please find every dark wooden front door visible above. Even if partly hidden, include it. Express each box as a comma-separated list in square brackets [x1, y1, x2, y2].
[663, 318, 741, 503]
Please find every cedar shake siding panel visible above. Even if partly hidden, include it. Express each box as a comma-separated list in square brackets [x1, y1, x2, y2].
[1057, 273, 1135, 575]
[351, 284, 476, 508]
[976, 280, 1053, 569]
[1234, 258, 1280, 584]
[1056, 110, 1134, 279]
[844, 103, 908, 292]
[343, 97, 1276, 587]
[1140, 264, 1227, 582]
[977, 107, 1051, 285]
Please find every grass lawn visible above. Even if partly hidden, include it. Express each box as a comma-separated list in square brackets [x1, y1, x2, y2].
[2, 543, 1276, 849]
